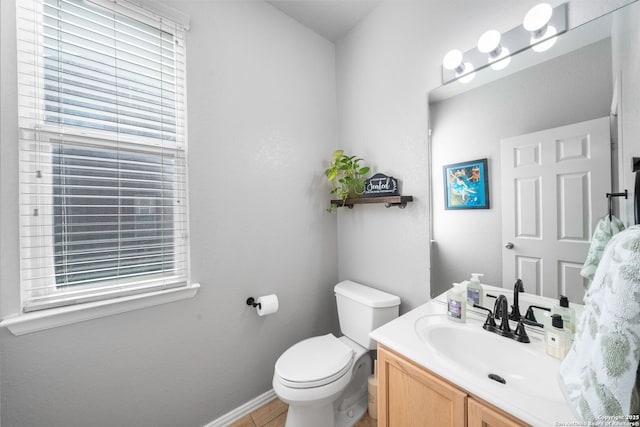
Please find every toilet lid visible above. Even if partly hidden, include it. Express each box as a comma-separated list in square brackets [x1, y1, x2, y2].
[275, 334, 354, 389]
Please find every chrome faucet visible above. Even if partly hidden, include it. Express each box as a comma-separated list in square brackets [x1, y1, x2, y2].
[509, 279, 525, 321]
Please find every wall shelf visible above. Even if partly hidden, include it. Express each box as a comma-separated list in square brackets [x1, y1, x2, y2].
[330, 195, 413, 209]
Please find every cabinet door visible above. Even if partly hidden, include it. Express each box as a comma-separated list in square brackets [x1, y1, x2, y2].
[378, 345, 467, 427]
[468, 397, 528, 427]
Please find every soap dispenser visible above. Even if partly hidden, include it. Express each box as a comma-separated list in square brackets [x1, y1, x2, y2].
[466, 273, 484, 306]
[545, 314, 572, 359]
[552, 295, 576, 334]
[447, 283, 466, 323]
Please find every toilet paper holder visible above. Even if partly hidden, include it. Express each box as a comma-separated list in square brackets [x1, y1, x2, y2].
[246, 297, 261, 309]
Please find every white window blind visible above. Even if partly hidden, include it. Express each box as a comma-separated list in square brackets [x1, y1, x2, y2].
[17, 0, 189, 312]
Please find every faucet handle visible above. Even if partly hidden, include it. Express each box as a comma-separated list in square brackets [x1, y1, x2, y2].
[484, 315, 497, 332]
[473, 304, 497, 332]
[524, 306, 537, 322]
[514, 321, 531, 343]
[524, 305, 551, 323]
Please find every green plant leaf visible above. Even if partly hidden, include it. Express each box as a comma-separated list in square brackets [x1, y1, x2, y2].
[324, 150, 370, 209]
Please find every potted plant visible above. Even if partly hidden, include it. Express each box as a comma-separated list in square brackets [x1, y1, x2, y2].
[324, 150, 370, 212]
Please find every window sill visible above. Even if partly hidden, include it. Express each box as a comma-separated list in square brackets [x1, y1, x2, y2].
[0, 283, 200, 336]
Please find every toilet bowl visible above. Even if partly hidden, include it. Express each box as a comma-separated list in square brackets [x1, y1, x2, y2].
[272, 281, 400, 427]
[273, 334, 370, 427]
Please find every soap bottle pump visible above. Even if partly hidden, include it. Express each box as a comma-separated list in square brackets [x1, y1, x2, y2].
[447, 283, 467, 323]
[466, 273, 484, 306]
[552, 295, 576, 334]
[545, 314, 572, 359]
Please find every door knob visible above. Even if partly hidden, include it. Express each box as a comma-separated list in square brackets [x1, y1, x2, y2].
[504, 242, 514, 249]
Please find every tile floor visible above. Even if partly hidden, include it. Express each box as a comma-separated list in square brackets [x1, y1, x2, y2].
[228, 397, 377, 427]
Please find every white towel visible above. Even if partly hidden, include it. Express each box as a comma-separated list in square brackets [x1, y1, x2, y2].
[580, 215, 626, 284]
[559, 225, 640, 421]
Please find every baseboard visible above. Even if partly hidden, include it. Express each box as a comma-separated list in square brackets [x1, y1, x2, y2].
[204, 389, 277, 427]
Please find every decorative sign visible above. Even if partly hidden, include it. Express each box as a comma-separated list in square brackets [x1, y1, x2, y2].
[364, 173, 399, 197]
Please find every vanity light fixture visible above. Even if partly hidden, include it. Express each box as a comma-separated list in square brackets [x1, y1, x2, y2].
[441, 2, 567, 85]
[477, 29, 511, 71]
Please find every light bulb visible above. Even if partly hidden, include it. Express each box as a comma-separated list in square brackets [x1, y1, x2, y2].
[477, 29, 510, 70]
[477, 30, 501, 54]
[443, 49, 463, 71]
[523, 3, 553, 32]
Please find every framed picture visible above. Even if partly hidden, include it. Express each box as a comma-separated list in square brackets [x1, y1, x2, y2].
[443, 158, 490, 209]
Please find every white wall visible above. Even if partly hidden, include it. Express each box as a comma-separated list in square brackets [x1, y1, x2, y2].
[335, 0, 634, 311]
[0, 1, 338, 426]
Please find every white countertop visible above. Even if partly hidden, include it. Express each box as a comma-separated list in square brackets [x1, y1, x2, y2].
[369, 287, 579, 426]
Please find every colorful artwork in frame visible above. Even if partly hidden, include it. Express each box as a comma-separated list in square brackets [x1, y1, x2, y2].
[443, 158, 490, 209]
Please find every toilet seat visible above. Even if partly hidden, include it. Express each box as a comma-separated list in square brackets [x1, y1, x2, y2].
[275, 334, 354, 389]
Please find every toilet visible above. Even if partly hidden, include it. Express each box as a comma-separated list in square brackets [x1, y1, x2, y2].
[273, 280, 400, 427]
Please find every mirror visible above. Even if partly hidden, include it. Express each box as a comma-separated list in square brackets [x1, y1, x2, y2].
[429, 2, 639, 301]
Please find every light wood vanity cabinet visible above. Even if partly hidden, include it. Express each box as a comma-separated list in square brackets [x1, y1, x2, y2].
[377, 344, 466, 426]
[377, 345, 528, 427]
[467, 398, 525, 427]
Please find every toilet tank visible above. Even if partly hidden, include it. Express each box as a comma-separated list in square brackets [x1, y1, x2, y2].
[334, 280, 401, 350]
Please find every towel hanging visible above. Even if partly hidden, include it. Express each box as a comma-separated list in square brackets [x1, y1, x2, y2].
[560, 225, 640, 421]
[580, 214, 625, 283]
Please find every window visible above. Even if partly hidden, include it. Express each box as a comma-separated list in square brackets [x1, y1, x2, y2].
[16, 0, 189, 312]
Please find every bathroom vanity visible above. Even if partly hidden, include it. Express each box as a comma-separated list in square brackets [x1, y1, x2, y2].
[377, 345, 523, 426]
[370, 285, 580, 426]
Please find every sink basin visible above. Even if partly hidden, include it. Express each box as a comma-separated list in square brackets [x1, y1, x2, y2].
[415, 314, 564, 402]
